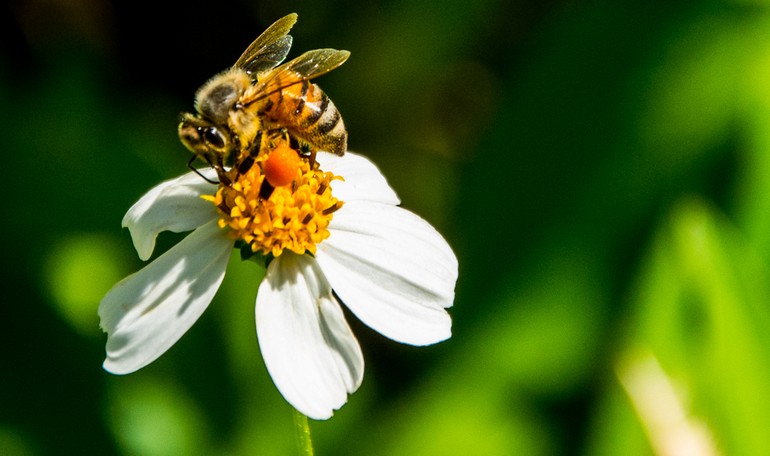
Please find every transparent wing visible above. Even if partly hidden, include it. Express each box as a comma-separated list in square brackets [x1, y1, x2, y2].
[242, 49, 350, 104]
[234, 13, 298, 75]
[281, 48, 351, 80]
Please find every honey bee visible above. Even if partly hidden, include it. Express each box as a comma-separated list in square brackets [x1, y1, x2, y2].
[178, 13, 349, 180]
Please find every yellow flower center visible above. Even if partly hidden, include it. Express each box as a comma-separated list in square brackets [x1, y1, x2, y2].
[204, 150, 343, 257]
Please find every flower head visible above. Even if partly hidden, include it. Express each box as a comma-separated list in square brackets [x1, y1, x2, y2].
[99, 148, 458, 420]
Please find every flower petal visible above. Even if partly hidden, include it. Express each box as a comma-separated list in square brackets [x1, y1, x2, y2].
[122, 169, 219, 260]
[320, 152, 400, 205]
[316, 201, 457, 346]
[256, 253, 364, 420]
[99, 219, 233, 374]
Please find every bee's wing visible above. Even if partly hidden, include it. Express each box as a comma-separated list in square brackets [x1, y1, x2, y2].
[243, 48, 350, 104]
[280, 48, 351, 80]
[234, 13, 297, 75]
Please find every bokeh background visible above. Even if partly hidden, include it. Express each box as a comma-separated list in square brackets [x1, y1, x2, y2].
[3, 0, 770, 454]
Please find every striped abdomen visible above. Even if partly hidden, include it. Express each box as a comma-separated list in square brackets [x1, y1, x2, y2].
[261, 80, 347, 156]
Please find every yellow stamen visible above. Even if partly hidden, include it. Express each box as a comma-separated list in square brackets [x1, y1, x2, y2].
[207, 152, 342, 257]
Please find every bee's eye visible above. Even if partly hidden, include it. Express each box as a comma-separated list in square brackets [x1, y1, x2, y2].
[203, 127, 226, 150]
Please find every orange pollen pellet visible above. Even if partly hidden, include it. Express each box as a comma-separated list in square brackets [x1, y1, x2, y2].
[264, 143, 301, 187]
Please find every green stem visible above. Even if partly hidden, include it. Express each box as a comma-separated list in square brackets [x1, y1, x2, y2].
[293, 408, 314, 456]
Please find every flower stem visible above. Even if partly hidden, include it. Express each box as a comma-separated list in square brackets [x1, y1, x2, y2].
[293, 408, 314, 456]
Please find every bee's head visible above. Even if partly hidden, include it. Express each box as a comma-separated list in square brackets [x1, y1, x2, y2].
[178, 113, 232, 164]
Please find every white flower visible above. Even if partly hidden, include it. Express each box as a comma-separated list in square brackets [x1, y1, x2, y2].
[99, 152, 457, 420]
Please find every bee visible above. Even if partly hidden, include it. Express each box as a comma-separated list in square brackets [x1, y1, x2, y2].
[178, 13, 349, 181]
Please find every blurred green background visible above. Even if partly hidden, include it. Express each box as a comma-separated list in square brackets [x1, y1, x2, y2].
[3, 0, 770, 454]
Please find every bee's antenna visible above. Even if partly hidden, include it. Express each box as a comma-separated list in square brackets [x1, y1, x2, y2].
[187, 155, 220, 185]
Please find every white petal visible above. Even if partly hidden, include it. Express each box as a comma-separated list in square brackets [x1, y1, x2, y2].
[99, 219, 233, 374]
[122, 169, 219, 260]
[256, 253, 364, 420]
[316, 201, 457, 346]
[319, 152, 400, 205]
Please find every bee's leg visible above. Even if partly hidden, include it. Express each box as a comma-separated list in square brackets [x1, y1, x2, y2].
[295, 146, 318, 169]
[259, 179, 275, 200]
[214, 156, 231, 186]
[237, 154, 255, 176]
[236, 130, 263, 176]
[250, 131, 265, 156]
[288, 132, 300, 150]
[288, 134, 315, 168]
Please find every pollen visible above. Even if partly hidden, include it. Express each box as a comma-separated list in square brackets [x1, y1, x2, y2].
[207, 148, 342, 257]
[264, 141, 302, 187]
